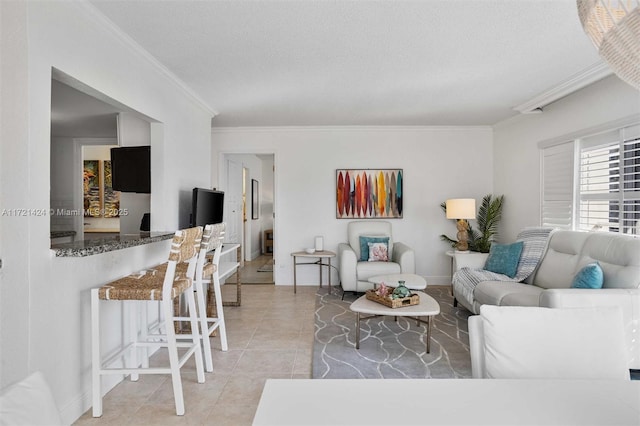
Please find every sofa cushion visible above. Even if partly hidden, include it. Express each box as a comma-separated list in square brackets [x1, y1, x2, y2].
[356, 260, 400, 279]
[533, 231, 589, 289]
[475, 281, 543, 307]
[367, 241, 389, 262]
[580, 232, 640, 290]
[540, 288, 640, 370]
[348, 221, 394, 260]
[534, 231, 640, 290]
[480, 305, 630, 380]
[571, 262, 604, 289]
[359, 236, 389, 261]
[484, 241, 523, 278]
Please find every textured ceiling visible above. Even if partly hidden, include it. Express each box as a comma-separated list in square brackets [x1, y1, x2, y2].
[86, 0, 606, 127]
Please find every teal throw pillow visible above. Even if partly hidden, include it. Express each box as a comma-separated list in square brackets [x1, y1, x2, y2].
[571, 262, 604, 289]
[359, 236, 389, 261]
[484, 241, 524, 278]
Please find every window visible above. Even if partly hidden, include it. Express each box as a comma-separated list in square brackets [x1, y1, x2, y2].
[541, 142, 575, 230]
[541, 123, 640, 235]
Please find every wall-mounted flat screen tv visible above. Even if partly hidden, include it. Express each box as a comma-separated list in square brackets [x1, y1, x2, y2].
[110, 146, 151, 193]
[191, 188, 224, 227]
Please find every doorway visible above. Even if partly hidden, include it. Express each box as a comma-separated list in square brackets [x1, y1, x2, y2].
[221, 153, 275, 284]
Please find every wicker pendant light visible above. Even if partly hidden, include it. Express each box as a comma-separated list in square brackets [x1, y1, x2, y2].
[577, 0, 640, 90]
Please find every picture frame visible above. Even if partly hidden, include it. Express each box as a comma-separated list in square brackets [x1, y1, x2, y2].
[251, 179, 259, 220]
[83, 160, 121, 218]
[336, 169, 403, 219]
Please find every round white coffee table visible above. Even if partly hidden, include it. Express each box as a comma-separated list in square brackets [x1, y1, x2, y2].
[367, 273, 427, 290]
[349, 291, 440, 353]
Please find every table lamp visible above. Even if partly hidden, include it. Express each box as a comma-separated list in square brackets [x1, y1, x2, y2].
[446, 198, 476, 252]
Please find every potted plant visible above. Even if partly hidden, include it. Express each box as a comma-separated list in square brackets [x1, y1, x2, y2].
[440, 194, 504, 253]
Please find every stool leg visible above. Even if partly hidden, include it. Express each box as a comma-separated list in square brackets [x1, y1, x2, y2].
[213, 273, 228, 352]
[139, 302, 149, 369]
[163, 296, 185, 416]
[195, 276, 214, 372]
[91, 289, 102, 417]
[127, 301, 139, 381]
[186, 287, 206, 383]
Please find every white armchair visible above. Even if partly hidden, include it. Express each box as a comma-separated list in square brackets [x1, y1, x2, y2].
[338, 221, 415, 294]
[469, 305, 630, 380]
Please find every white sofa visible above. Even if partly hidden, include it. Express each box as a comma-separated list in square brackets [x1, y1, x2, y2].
[454, 230, 640, 370]
[338, 221, 415, 293]
[469, 305, 631, 379]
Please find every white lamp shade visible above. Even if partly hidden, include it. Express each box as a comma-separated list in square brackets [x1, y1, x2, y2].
[446, 198, 476, 219]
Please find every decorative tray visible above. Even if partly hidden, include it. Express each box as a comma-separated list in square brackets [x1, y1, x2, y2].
[365, 288, 419, 308]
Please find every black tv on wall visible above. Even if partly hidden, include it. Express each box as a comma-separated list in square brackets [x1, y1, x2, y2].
[110, 146, 151, 193]
[191, 188, 224, 227]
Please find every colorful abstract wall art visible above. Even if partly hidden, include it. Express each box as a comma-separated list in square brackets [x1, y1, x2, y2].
[336, 169, 403, 219]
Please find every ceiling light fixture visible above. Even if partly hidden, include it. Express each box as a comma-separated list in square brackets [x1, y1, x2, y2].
[577, 0, 640, 90]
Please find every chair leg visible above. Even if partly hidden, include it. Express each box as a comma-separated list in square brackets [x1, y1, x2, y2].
[91, 289, 102, 418]
[195, 277, 214, 372]
[213, 274, 228, 352]
[163, 296, 186, 416]
[139, 302, 149, 369]
[186, 288, 205, 383]
[127, 301, 139, 381]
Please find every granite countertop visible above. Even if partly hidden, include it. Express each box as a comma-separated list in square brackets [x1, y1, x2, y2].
[50, 230, 77, 239]
[51, 232, 175, 257]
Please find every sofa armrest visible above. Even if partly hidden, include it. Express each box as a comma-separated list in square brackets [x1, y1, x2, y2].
[468, 315, 486, 378]
[540, 288, 640, 370]
[392, 242, 415, 274]
[454, 252, 489, 271]
[338, 243, 358, 291]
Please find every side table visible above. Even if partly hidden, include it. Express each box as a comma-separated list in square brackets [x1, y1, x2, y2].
[291, 250, 336, 294]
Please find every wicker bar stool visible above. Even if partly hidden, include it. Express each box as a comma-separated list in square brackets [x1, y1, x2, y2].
[91, 227, 205, 417]
[157, 223, 228, 372]
[197, 223, 228, 371]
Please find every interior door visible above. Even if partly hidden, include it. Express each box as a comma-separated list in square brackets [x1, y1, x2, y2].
[224, 158, 243, 246]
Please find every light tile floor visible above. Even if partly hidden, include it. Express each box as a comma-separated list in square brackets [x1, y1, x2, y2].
[234, 254, 274, 284]
[74, 284, 317, 425]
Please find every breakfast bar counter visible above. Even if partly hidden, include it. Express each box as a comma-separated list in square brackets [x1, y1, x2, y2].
[253, 379, 640, 425]
[50, 232, 174, 257]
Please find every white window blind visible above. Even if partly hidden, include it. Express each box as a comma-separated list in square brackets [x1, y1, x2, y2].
[578, 125, 640, 234]
[541, 142, 575, 230]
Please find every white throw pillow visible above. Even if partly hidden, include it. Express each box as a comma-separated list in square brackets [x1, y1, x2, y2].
[0, 371, 64, 425]
[480, 305, 629, 380]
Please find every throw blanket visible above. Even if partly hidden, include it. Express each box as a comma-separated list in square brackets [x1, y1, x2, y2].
[453, 227, 555, 313]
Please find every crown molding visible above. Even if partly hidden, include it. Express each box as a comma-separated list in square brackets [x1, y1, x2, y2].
[513, 62, 612, 114]
[211, 125, 493, 133]
[73, 1, 218, 118]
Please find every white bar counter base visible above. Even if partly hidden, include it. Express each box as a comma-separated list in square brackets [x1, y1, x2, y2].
[253, 379, 640, 426]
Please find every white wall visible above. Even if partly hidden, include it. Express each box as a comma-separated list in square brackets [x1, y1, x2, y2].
[212, 126, 494, 287]
[493, 75, 640, 241]
[0, 2, 213, 423]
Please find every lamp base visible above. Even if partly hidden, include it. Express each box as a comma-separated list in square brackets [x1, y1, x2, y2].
[455, 219, 469, 252]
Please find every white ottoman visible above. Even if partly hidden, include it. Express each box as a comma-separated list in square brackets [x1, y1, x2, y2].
[367, 273, 427, 290]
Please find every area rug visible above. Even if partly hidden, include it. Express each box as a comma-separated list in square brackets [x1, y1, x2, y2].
[313, 286, 473, 379]
[257, 261, 273, 272]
